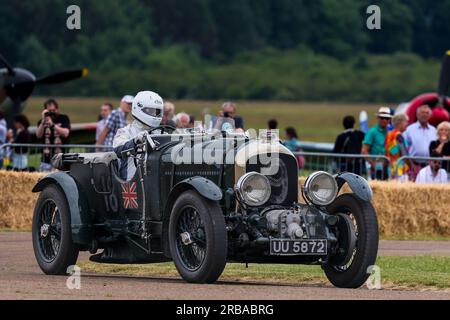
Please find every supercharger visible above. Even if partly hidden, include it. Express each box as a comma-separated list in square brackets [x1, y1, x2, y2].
[265, 210, 304, 239]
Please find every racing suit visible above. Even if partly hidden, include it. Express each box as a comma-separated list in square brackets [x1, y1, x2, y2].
[113, 120, 150, 181]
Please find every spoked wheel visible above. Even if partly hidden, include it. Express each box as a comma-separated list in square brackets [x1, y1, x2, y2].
[176, 207, 207, 271]
[323, 194, 379, 288]
[32, 185, 79, 275]
[169, 190, 227, 283]
[37, 199, 62, 262]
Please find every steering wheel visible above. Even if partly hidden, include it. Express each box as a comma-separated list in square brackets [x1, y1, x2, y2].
[147, 125, 176, 134]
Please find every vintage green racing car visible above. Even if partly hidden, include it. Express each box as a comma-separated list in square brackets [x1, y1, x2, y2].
[31, 117, 378, 288]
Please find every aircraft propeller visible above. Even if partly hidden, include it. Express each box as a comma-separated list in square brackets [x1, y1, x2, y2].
[0, 53, 88, 127]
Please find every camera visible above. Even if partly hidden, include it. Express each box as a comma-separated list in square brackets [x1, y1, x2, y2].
[44, 111, 56, 118]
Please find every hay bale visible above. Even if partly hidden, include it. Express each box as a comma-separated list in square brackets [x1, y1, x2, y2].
[0, 171, 449, 236]
[0, 171, 44, 229]
[370, 181, 450, 237]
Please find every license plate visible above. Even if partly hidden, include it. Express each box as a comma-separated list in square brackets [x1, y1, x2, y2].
[269, 239, 327, 255]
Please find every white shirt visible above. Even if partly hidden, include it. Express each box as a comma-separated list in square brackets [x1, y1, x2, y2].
[415, 166, 448, 184]
[403, 122, 437, 159]
[0, 119, 6, 143]
[0, 119, 7, 158]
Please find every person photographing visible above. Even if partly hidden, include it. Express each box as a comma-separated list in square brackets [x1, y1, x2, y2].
[35, 99, 71, 171]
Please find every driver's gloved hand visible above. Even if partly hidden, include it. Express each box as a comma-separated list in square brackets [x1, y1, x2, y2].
[133, 131, 147, 145]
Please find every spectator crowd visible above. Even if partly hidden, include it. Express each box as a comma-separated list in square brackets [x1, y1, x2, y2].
[0, 96, 449, 185]
[0, 96, 246, 172]
[333, 105, 450, 184]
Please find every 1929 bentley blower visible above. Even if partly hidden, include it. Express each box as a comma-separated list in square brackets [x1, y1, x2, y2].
[31, 119, 378, 288]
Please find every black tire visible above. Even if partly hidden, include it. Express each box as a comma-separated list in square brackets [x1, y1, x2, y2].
[323, 193, 379, 288]
[168, 190, 227, 283]
[32, 184, 79, 275]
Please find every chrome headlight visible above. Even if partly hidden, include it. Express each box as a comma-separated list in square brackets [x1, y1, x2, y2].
[235, 172, 271, 207]
[302, 171, 338, 206]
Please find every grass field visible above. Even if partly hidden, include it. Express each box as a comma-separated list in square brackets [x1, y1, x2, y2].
[26, 97, 384, 142]
[78, 256, 450, 290]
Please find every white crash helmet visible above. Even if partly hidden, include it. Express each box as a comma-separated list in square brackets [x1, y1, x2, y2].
[131, 91, 164, 128]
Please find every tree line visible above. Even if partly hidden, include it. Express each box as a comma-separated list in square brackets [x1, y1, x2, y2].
[1, 0, 448, 101]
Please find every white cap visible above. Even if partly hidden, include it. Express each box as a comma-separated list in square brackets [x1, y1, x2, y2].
[376, 107, 393, 118]
[121, 95, 134, 104]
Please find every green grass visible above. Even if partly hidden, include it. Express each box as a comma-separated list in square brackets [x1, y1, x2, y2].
[26, 97, 383, 142]
[381, 235, 450, 241]
[78, 256, 450, 290]
[378, 256, 450, 289]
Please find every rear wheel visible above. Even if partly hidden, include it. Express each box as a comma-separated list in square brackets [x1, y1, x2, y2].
[32, 185, 79, 275]
[323, 193, 379, 288]
[168, 190, 227, 283]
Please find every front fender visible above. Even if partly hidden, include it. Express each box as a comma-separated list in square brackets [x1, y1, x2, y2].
[163, 176, 222, 223]
[32, 172, 92, 246]
[334, 172, 373, 202]
[180, 176, 223, 201]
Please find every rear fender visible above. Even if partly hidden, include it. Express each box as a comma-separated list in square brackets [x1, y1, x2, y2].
[32, 172, 92, 246]
[334, 172, 373, 202]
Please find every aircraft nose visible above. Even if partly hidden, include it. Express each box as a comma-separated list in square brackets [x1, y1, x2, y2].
[6, 68, 36, 85]
[430, 107, 450, 127]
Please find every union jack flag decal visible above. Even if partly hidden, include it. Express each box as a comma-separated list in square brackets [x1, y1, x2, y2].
[121, 182, 139, 209]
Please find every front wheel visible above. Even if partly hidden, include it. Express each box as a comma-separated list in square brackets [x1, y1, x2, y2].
[323, 193, 379, 288]
[32, 185, 79, 275]
[168, 190, 227, 283]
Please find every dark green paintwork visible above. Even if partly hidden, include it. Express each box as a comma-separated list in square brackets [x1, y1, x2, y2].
[174, 177, 223, 201]
[32, 172, 93, 245]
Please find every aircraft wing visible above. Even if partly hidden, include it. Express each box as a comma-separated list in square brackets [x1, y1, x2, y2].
[298, 141, 334, 153]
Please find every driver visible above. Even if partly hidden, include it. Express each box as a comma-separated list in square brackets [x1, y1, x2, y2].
[113, 91, 163, 180]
